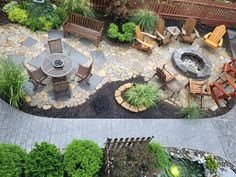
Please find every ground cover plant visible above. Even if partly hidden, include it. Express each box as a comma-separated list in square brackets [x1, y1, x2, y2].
[0, 144, 27, 177]
[205, 155, 219, 173]
[3, 0, 68, 32]
[180, 103, 202, 119]
[0, 56, 27, 108]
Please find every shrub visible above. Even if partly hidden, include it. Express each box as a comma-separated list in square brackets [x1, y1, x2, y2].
[39, 16, 53, 32]
[107, 22, 136, 42]
[25, 142, 63, 177]
[148, 142, 171, 170]
[3, 1, 18, 14]
[180, 103, 202, 119]
[110, 143, 156, 177]
[55, 6, 68, 24]
[205, 155, 218, 173]
[0, 144, 27, 177]
[64, 139, 103, 177]
[8, 7, 28, 25]
[0, 57, 27, 108]
[64, 0, 95, 18]
[26, 18, 40, 31]
[131, 10, 158, 32]
[125, 83, 162, 107]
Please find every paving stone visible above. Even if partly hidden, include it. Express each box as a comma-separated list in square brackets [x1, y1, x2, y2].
[48, 29, 63, 39]
[79, 38, 93, 47]
[79, 74, 103, 91]
[29, 50, 48, 68]
[24, 95, 31, 103]
[90, 50, 107, 69]
[23, 81, 35, 96]
[43, 104, 51, 110]
[22, 37, 37, 47]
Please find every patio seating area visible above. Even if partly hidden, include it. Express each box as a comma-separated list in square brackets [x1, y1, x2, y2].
[0, 22, 233, 111]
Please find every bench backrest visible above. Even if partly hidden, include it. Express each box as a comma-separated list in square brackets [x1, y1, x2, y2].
[209, 25, 226, 43]
[68, 13, 104, 32]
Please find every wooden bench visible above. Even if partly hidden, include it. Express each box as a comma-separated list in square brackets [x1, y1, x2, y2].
[63, 13, 104, 47]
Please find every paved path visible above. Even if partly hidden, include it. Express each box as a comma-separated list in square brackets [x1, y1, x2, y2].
[0, 99, 235, 165]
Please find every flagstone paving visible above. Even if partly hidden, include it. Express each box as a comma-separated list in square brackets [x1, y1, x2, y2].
[0, 24, 232, 110]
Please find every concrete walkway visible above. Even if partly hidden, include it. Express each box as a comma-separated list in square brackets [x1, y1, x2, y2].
[0, 99, 235, 165]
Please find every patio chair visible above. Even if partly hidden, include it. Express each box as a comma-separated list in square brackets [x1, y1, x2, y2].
[22, 62, 47, 88]
[210, 76, 236, 107]
[131, 26, 156, 55]
[149, 64, 187, 97]
[222, 58, 236, 78]
[154, 18, 171, 46]
[203, 25, 226, 50]
[53, 79, 71, 100]
[48, 39, 63, 54]
[179, 18, 199, 44]
[75, 61, 93, 85]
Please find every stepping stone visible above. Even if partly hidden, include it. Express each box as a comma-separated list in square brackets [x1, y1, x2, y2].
[23, 81, 35, 96]
[8, 55, 25, 65]
[90, 50, 107, 70]
[22, 37, 37, 47]
[48, 29, 63, 39]
[29, 50, 48, 68]
[78, 74, 103, 91]
[79, 37, 93, 47]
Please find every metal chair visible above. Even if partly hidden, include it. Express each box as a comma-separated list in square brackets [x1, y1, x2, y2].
[75, 61, 93, 85]
[53, 79, 71, 100]
[48, 39, 63, 54]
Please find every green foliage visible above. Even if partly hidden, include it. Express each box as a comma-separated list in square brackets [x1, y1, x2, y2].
[148, 142, 171, 170]
[0, 143, 27, 177]
[110, 143, 156, 177]
[39, 17, 53, 32]
[55, 6, 69, 24]
[205, 155, 218, 173]
[64, 139, 103, 177]
[0, 57, 27, 108]
[125, 83, 162, 108]
[8, 7, 28, 25]
[180, 103, 202, 119]
[25, 142, 64, 177]
[26, 18, 40, 31]
[107, 22, 136, 42]
[131, 10, 158, 32]
[3, 1, 18, 14]
[64, 0, 95, 18]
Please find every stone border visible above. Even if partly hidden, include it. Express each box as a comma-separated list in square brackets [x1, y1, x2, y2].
[114, 83, 147, 112]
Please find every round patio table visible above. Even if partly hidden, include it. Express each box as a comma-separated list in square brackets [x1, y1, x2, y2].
[41, 53, 73, 78]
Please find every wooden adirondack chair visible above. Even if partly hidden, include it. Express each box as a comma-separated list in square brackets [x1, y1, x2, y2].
[203, 25, 226, 49]
[154, 18, 171, 46]
[179, 18, 199, 44]
[222, 58, 236, 78]
[132, 26, 156, 55]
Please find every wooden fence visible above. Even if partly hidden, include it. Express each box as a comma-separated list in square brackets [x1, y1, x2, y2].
[103, 136, 154, 177]
[91, 0, 236, 28]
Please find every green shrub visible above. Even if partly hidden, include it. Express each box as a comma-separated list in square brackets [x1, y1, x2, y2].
[148, 142, 171, 170]
[131, 10, 158, 32]
[205, 155, 218, 173]
[3, 1, 18, 14]
[39, 17, 53, 32]
[125, 83, 162, 108]
[64, 139, 103, 177]
[64, 0, 95, 18]
[55, 6, 68, 24]
[26, 18, 40, 31]
[0, 144, 27, 177]
[0, 57, 27, 108]
[107, 22, 136, 42]
[25, 142, 63, 177]
[180, 103, 202, 119]
[8, 7, 28, 25]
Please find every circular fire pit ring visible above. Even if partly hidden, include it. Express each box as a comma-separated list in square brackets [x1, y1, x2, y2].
[172, 48, 212, 80]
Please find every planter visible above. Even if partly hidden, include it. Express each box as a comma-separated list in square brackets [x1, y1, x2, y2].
[114, 83, 147, 112]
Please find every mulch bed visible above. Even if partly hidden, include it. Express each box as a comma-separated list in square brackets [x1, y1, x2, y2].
[19, 76, 235, 118]
[0, 1, 9, 25]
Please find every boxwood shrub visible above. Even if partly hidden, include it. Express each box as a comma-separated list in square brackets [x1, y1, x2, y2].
[63, 139, 103, 177]
[0, 144, 27, 177]
[24, 142, 64, 177]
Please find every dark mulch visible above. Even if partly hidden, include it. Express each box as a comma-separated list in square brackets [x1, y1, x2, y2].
[0, 1, 9, 25]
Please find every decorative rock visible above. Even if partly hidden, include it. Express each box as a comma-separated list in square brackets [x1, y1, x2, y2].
[121, 101, 131, 110]
[128, 105, 138, 112]
[98, 69, 107, 77]
[118, 85, 126, 92]
[39, 91, 47, 96]
[24, 95, 31, 103]
[115, 90, 121, 97]
[115, 96, 124, 104]
[43, 104, 51, 110]
[54, 102, 64, 109]
[75, 93, 83, 99]
[138, 105, 147, 111]
[123, 83, 133, 89]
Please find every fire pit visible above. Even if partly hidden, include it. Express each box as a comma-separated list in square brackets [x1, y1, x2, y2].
[172, 48, 212, 80]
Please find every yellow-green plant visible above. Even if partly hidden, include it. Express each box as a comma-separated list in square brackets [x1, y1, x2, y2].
[8, 7, 28, 25]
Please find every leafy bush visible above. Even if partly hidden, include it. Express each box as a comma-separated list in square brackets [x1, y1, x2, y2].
[0, 57, 27, 108]
[64, 139, 103, 177]
[8, 7, 28, 25]
[64, 0, 95, 18]
[205, 155, 218, 173]
[148, 142, 171, 170]
[26, 18, 40, 31]
[131, 10, 158, 32]
[110, 143, 156, 177]
[0, 144, 27, 177]
[107, 22, 136, 42]
[125, 83, 162, 108]
[25, 142, 63, 177]
[55, 6, 68, 24]
[39, 17, 53, 32]
[3, 1, 18, 14]
[180, 103, 202, 119]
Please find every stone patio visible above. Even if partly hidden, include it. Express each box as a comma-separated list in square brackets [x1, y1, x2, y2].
[0, 24, 232, 110]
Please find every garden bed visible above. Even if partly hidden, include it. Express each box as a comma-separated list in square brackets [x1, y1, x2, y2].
[0, 1, 9, 25]
[19, 76, 235, 118]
